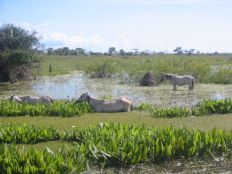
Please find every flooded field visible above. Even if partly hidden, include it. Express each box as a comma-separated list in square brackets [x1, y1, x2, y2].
[0, 72, 232, 107]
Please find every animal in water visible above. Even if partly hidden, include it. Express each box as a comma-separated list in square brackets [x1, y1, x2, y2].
[160, 73, 195, 91]
[10, 94, 53, 104]
[76, 93, 133, 112]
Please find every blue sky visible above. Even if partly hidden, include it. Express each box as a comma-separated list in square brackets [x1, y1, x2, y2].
[1, 0, 232, 52]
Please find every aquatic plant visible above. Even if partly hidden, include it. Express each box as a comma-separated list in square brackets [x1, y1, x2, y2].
[0, 144, 86, 174]
[0, 123, 232, 172]
[0, 101, 92, 117]
[138, 99, 232, 118]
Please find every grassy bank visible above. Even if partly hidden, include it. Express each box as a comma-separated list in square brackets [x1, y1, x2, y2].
[38, 55, 232, 84]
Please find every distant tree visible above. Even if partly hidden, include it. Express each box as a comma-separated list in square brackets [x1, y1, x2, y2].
[119, 49, 125, 56]
[108, 47, 116, 55]
[47, 48, 54, 55]
[76, 48, 85, 55]
[187, 49, 195, 55]
[89, 51, 103, 56]
[133, 48, 139, 55]
[62, 47, 69, 55]
[69, 49, 77, 55]
[173, 47, 183, 55]
[140, 50, 150, 56]
[125, 52, 134, 56]
[0, 24, 39, 51]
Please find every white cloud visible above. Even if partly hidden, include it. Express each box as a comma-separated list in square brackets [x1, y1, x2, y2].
[16, 22, 106, 50]
[46, 32, 106, 50]
[92, 34, 104, 44]
[13, 21, 232, 53]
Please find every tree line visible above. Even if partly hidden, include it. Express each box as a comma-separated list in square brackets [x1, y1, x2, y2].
[46, 46, 206, 56]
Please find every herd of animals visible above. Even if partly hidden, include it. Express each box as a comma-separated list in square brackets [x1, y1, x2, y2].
[8, 73, 195, 112]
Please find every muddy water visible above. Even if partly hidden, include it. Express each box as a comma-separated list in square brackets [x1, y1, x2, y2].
[0, 71, 232, 107]
[91, 158, 232, 174]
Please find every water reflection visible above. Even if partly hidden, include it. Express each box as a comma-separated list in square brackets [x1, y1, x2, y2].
[0, 72, 232, 107]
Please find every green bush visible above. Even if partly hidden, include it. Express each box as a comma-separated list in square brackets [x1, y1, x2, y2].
[86, 59, 118, 78]
[5, 50, 35, 65]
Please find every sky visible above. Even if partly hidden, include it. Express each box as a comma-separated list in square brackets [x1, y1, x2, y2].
[0, 0, 232, 53]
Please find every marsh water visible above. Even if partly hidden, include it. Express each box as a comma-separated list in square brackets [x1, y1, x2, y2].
[0, 71, 232, 107]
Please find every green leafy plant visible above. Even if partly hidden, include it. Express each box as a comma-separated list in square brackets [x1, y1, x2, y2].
[0, 123, 232, 171]
[137, 99, 232, 118]
[0, 101, 92, 117]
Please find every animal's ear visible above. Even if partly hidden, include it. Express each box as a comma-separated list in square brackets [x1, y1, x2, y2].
[10, 94, 14, 100]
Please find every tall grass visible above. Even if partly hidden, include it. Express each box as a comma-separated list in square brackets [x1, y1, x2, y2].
[39, 55, 232, 84]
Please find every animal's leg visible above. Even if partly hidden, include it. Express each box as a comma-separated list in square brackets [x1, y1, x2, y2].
[189, 84, 193, 90]
[173, 84, 177, 91]
[123, 107, 130, 112]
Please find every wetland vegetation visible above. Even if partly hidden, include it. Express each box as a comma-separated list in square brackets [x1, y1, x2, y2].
[1, 54, 232, 173]
[0, 123, 232, 173]
[39, 55, 232, 84]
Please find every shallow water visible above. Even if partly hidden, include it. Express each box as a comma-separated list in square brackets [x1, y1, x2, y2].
[1, 72, 232, 107]
[89, 158, 232, 174]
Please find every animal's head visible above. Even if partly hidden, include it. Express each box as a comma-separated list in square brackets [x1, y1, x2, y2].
[9, 94, 15, 101]
[160, 73, 171, 82]
[76, 93, 90, 103]
[9, 94, 22, 103]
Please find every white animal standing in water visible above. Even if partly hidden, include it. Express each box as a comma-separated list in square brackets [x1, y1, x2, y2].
[76, 93, 133, 112]
[161, 73, 195, 91]
[10, 94, 53, 104]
